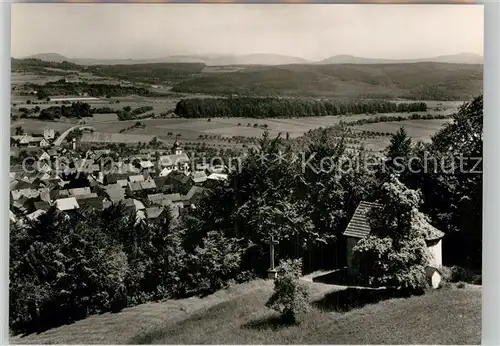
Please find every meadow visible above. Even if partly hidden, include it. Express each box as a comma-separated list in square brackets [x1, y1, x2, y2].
[10, 279, 481, 345]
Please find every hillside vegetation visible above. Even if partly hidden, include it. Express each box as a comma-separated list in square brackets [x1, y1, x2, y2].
[11, 280, 481, 345]
[171, 62, 483, 100]
[12, 58, 205, 85]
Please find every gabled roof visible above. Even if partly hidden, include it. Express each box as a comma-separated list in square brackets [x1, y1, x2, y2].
[78, 196, 104, 210]
[55, 197, 79, 211]
[128, 175, 145, 183]
[146, 207, 165, 219]
[185, 186, 206, 201]
[154, 176, 168, 188]
[122, 198, 146, 210]
[128, 181, 143, 192]
[104, 173, 129, 184]
[159, 154, 190, 166]
[68, 187, 92, 196]
[163, 193, 183, 203]
[140, 180, 157, 190]
[207, 173, 228, 181]
[116, 179, 128, 188]
[159, 167, 173, 177]
[343, 201, 381, 238]
[26, 209, 47, 221]
[34, 201, 50, 211]
[140, 160, 155, 169]
[191, 171, 207, 184]
[343, 201, 445, 242]
[74, 193, 99, 200]
[148, 193, 164, 204]
[39, 151, 51, 161]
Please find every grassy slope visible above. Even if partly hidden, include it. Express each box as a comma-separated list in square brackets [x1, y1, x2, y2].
[11, 280, 481, 345]
[171, 62, 483, 100]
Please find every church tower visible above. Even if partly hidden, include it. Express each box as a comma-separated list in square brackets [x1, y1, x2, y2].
[171, 135, 183, 155]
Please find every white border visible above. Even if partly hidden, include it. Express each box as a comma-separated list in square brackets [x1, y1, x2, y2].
[483, 1, 500, 345]
[1, 1, 10, 344]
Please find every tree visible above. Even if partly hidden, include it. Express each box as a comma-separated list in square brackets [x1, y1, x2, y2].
[266, 259, 310, 324]
[352, 176, 431, 293]
[409, 96, 483, 268]
[386, 127, 412, 173]
[14, 126, 24, 136]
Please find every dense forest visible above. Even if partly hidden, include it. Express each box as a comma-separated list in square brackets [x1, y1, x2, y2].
[174, 97, 428, 119]
[171, 63, 483, 100]
[10, 96, 482, 335]
[23, 80, 155, 99]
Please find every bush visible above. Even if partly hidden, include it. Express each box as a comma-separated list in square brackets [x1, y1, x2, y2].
[265, 259, 310, 325]
[440, 266, 482, 285]
[183, 231, 247, 297]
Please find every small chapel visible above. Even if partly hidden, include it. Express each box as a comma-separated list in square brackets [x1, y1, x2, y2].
[343, 201, 445, 288]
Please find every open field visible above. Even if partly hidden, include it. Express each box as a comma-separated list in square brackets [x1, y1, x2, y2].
[353, 119, 452, 142]
[12, 108, 454, 150]
[10, 279, 481, 345]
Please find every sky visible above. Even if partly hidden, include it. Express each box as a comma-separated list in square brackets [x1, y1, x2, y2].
[11, 4, 484, 61]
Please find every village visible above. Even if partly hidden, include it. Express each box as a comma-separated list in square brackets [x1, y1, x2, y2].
[9, 126, 229, 226]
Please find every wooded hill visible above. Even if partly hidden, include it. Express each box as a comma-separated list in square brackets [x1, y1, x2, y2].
[171, 63, 483, 100]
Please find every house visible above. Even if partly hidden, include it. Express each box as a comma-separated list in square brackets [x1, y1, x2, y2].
[159, 167, 173, 177]
[9, 210, 17, 223]
[153, 176, 173, 193]
[55, 197, 80, 211]
[39, 151, 51, 162]
[122, 198, 146, 211]
[77, 196, 105, 210]
[104, 185, 126, 202]
[190, 171, 207, 185]
[343, 201, 445, 288]
[145, 207, 168, 221]
[104, 173, 130, 185]
[128, 175, 145, 183]
[18, 135, 43, 147]
[43, 128, 55, 140]
[68, 187, 92, 197]
[140, 179, 157, 191]
[184, 186, 207, 207]
[167, 171, 193, 194]
[74, 193, 99, 200]
[127, 181, 143, 193]
[139, 160, 155, 171]
[148, 193, 164, 205]
[33, 201, 50, 211]
[39, 138, 51, 148]
[116, 179, 128, 188]
[207, 173, 228, 181]
[26, 209, 47, 221]
[158, 143, 190, 171]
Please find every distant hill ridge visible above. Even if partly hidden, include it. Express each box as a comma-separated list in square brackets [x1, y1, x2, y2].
[24, 52, 483, 66]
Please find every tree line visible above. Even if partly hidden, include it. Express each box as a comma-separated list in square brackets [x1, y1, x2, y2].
[174, 97, 428, 119]
[39, 102, 93, 120]
[24, 80, 155, 99]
